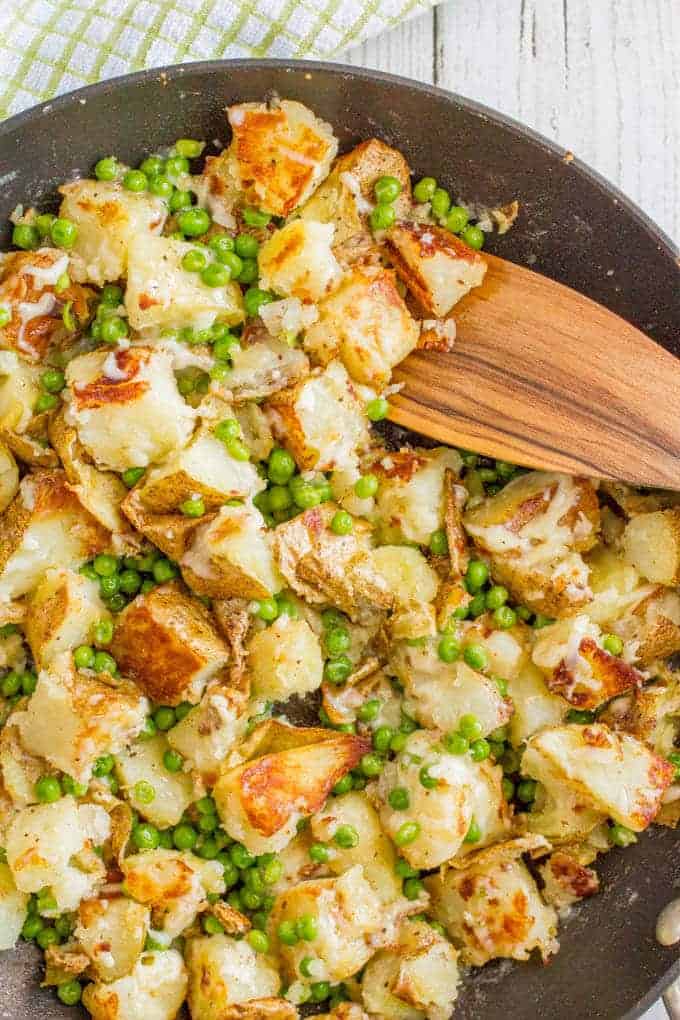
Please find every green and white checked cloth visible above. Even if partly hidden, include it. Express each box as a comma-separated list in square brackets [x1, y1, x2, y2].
[0, 0, 435, 119]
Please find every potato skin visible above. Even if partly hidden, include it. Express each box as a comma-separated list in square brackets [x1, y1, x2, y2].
[622, 508, 680, 585]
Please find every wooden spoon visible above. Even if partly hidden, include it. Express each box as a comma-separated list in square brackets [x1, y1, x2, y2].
[390, 253, 680, 489]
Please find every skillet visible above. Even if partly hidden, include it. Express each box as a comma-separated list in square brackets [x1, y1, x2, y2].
[0, 59, 679, 1020]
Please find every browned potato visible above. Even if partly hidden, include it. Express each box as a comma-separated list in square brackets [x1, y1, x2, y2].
[622, 508, 680, 584]
[0, 469, 109, 602]
[121, 488, 210, 561]
[297, 138, 411, 245]
[110, 583, 229, 705]
[303, 265, 419, 387]
[258, 220, 341, 303]
[385, 221, 487, 317]
[538, 851, 599, 909]
[213, 730, 369, 854]
[25, 567, 107, 668]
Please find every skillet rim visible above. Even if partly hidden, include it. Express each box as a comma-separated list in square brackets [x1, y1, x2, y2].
[0, 56, 678, 1020]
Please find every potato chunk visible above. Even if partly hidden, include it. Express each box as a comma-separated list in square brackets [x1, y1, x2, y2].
[115, 734, 194, 828]
[166, 682, 247, 785]
[224, 100, 338, 217]
[523, 723, 674, 832]
[0, 441, 18, 513]
[0, 470, 109, 602]
[390, 642, 512, 737]
[386, 222, 486, 317]
[370, 731, 510, 869]
[426, 837, 558, 966]
[303, 264, 419, 388]
[532, 615, 644, 710]
[464, 470, 600, 615]
[82, 949, 187, 1020]
[122, 849, 224, 937]
[310, 791, 403, 906]
[248, 615, 323, 702]
[14, 654, 147, 783]
[227, 329, 310, 402]
[0, 348, 41, 435]
[59, 179, 167, 286]
[185, 933, 282, 1020]
[622, 508, 680, 585]
[600, 671, 680, 757]
[267, 360, 369, 473]
[136, 430, 264, 513]
[6, 798, 110, 910]
[297, 138, 411, 245]
[361, 918, 460, 1020]
[271, 865, 384, 984]
[0, 248, 85, 361]
[273, 504, 391, 622]
[0, 861, 29, 951]
[110, 583, 229, 705]
[506, 656, 566, 747]
[125, 235, 244, 332]
[76, 896, 150, 981]
[181, 503, 282, 600]
[213, 730, 369, 854]
[65, 346, 195, 472]
[371, 447, 462, 546]
[25, 567, 107, 668]
[258, 219, 341, 302]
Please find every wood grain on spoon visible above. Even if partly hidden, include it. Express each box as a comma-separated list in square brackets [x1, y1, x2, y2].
[390, 253, 680, 489]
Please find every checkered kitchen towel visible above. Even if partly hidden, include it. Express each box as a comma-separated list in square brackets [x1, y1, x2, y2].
[0, 0, 435, 119]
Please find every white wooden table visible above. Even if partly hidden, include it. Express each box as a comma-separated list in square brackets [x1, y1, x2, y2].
[344, 3, 678, 1017]
[344, 0, 679, 247]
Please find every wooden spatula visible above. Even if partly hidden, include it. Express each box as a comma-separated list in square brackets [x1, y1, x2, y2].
[390, 253, 680, 489]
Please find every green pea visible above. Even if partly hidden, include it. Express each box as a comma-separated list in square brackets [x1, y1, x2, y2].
[566, 708, 595, 725]
[106, 593, 127, 612]
[413, 176, 437, 203]
[668, 752, 680, 781]
[149, 176, 174, 199]
[242, 207, 271, 228]
[201, 262, 230, 288]
[465, 559, 489, 591]
[22, 914, 44, 940]
[12, 224, 40, 250]
[182, 249, 207, 273]
[170, 189, 193, 212]
[212, 335, 240, 361]
[134, 780, 155, 804]
[93, 651, 116, 675]
[330, 510, 353, 535]
[277, 920, 299, 945]
[372, 726, 394, 754]
[254, 597, 278, 622]
[466, 593, 486, 618]
[311, 980, 331, 1002]
[395, 858, 420, 879]
[163, 749, 183, 773]
[165, 155, 190, 177]
[245, 928, 269, 953]
[516, 779, 537, 803]
[116, 569, 140, 596]
[230, 842, 255, 869]
[324, 656, 352, 685]
[123, 169, 148, 192]
[325, 627, 350, 658]
[276, 593, 299, 618]
[430, 188, 451, 219]
[132, 823, 160, 850]
[437, 635, 460, 663]
[419, 765, 438, 789]
[22, 672, 36, 697]
[178, 207, 211, 237]
[139, 156, 165, 177]
[334, 824, 359, 849]
[218, 251, 244, 278]
[214, 418, 241, 443]
[461, 224, 485, 250]
[295, 913, 318, 941]
[394, 821, 420, 847]
[533, 614, 555, 629]
[366, 397, 389, 421]
[470, 738, 490, 762]
[501, 747, 521, 774]
[154, 706, 176, 731]
[121, 466, 144, 488]
[308, 842, 330, 864]
[332, 774, 353, 796]
[225, 437, 250, 461]
[39, 369, 65, 396]
[172, 823, 197, 851]
[486, 585, 509, 610]
[445, 205, 470, 233]
[493, 605, 517, 630]
[452, 604, 469, 621]
[237, 258, 259, 284]
[388, 787, 410, 811]
[153, 559, 178, 583]
[267, 486, 291, 513]
[233, 233, 259, 258]
[180, 496, 206, 518]
[357, 698, 381, 723]
[37, 927, 59, 949]
[429, 529, 449, 556]
[73, 645, 95, 669]
[92, 754, 115, 777]
[609, 823, 637, 848]
[243, 286, 274, 318]
[94, 156, 119, 181]
[603, 633, 624, 656]
[353, 473, 378, 499]
[369, 204, 396, 231]
[0, 306, 10, 328]
[61, 776, 88, 797]
[93, 554, 118, 578]
[360, 752, 383, 778]
[464, 817, 481, 843]
[1, 671, 21, 698]
[374, 175, 402, 204]
[34, 213, 56, 237]
[201, 913, 224, 936]
[463, 643, 488, 671]
[459, 714, 482, 741]
[403, 877, 424, 900]
[34, 393, 58, 413]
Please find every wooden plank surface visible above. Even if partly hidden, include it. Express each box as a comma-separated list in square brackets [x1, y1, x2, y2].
[344, 0, 679, 246]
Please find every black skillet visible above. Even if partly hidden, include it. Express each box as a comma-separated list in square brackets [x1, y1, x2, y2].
[0, 60, 678, 1020]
